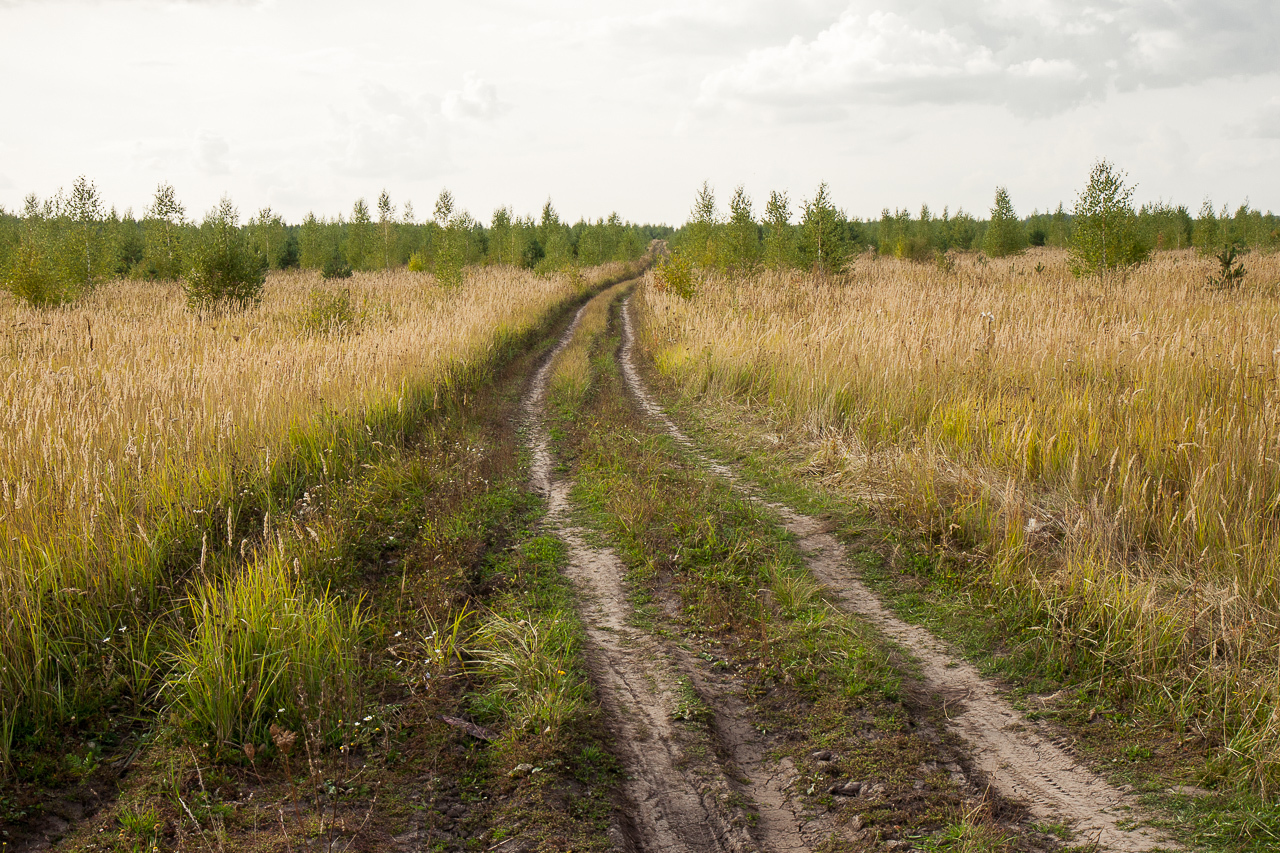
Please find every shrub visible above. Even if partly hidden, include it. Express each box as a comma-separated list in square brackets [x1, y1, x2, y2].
[182, 197, 267, 309]
[3, 232, 73, 307]
[406, 251, 428, 273]
[1206, 244, 1247, 290]
[653, 249, 696, 299]
[299, 286, 357, 335]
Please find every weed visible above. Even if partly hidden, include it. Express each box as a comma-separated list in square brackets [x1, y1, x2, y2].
[469, 610, 588, 736]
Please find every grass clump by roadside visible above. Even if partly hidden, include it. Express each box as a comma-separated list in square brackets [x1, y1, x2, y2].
[546, 291, 1027, 849]
[166, 548, 367, 754]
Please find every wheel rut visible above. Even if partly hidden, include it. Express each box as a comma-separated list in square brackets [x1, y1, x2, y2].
[523, 293, 826, 853]
[618, 295, 1176, 853]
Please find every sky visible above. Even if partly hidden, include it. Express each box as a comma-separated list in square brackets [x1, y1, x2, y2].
[1, 0, 1278, 226]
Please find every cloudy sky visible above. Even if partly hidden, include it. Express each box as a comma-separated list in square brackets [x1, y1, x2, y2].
[1, 0, 1277, 226]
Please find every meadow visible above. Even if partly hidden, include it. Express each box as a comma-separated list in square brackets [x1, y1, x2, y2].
[0, 263, 627, 770]
[636, 247, 1280, 797]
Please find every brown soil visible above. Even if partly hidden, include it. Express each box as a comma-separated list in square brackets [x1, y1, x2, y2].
[617, 295, 1176, 853]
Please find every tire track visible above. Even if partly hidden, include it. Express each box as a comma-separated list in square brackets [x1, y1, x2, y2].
[523, 293, 778, 853]
[619, 295, 1175, 853]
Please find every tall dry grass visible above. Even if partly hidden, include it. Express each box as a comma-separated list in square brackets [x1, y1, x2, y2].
[636, 248, 1280, 796]
[0, 263, 623, 765]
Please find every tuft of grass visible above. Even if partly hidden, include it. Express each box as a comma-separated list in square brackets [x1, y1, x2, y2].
[469, 610, 589, 737]
[165, 549, 367, 753]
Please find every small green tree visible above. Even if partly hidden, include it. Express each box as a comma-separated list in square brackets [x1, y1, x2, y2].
[725, 186, 759, 272]
[798, 182, 848, 274]
[1069, 159, 1150, 278]
[183, 196, 266, 309]
[377, 190, 395, 270]
[982, 186, 1026, 257]
[248, 206, 288, 270]
[59, 175, 110, 290]
[345, 198, 373, 270]
[761, 190, 795, 271]
[142, 182, 186, 280]
[535, 200, 573, 273]
[435, 211, 473, 286]
[298, 212, 327, 269]
[684, 182, 722, 269]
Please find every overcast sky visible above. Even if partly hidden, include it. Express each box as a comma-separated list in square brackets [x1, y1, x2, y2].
[1, 0, 1277, 226]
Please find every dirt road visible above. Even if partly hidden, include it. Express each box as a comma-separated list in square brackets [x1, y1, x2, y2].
[524, 290, 822, 852]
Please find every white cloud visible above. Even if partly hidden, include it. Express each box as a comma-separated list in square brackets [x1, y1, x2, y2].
[442, 73, 509, 122]
[698, 1, 1280, 118]
[194, 130, 230, 175]
[1252, 100, 1280, 139]
[328, 82, 450, 180]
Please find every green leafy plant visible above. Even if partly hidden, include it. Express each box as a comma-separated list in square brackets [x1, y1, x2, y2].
[1069, 159, 1150, 278]
[182, 196, 267, 309]
[299, 287, 357, 335]
[653, 249, 696, 299]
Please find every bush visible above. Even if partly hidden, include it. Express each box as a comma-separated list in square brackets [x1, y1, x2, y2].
[406, 251, 428, 273]
[653, 249, 696, 299]
[3, 232, 75, 307]
[182, 197, 267, 309]
[1206, 244, 1247, 291]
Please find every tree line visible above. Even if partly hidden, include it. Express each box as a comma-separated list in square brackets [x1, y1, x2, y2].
[665, 160, 1280, 283]
[0, 179, 669, 308]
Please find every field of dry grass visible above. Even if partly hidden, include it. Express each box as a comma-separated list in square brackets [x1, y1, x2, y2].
[635, 247, 1280, 796]
[0, 263, 627, 768]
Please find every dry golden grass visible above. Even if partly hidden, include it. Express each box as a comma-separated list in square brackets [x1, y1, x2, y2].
[636, 248, 1280, 795]
[0, 262, 626, 761]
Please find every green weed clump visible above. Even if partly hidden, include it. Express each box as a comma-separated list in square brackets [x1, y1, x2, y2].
[166, 551, 366, 752]
[299, 285, 358, 335]
[470, 611, 588, 736]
